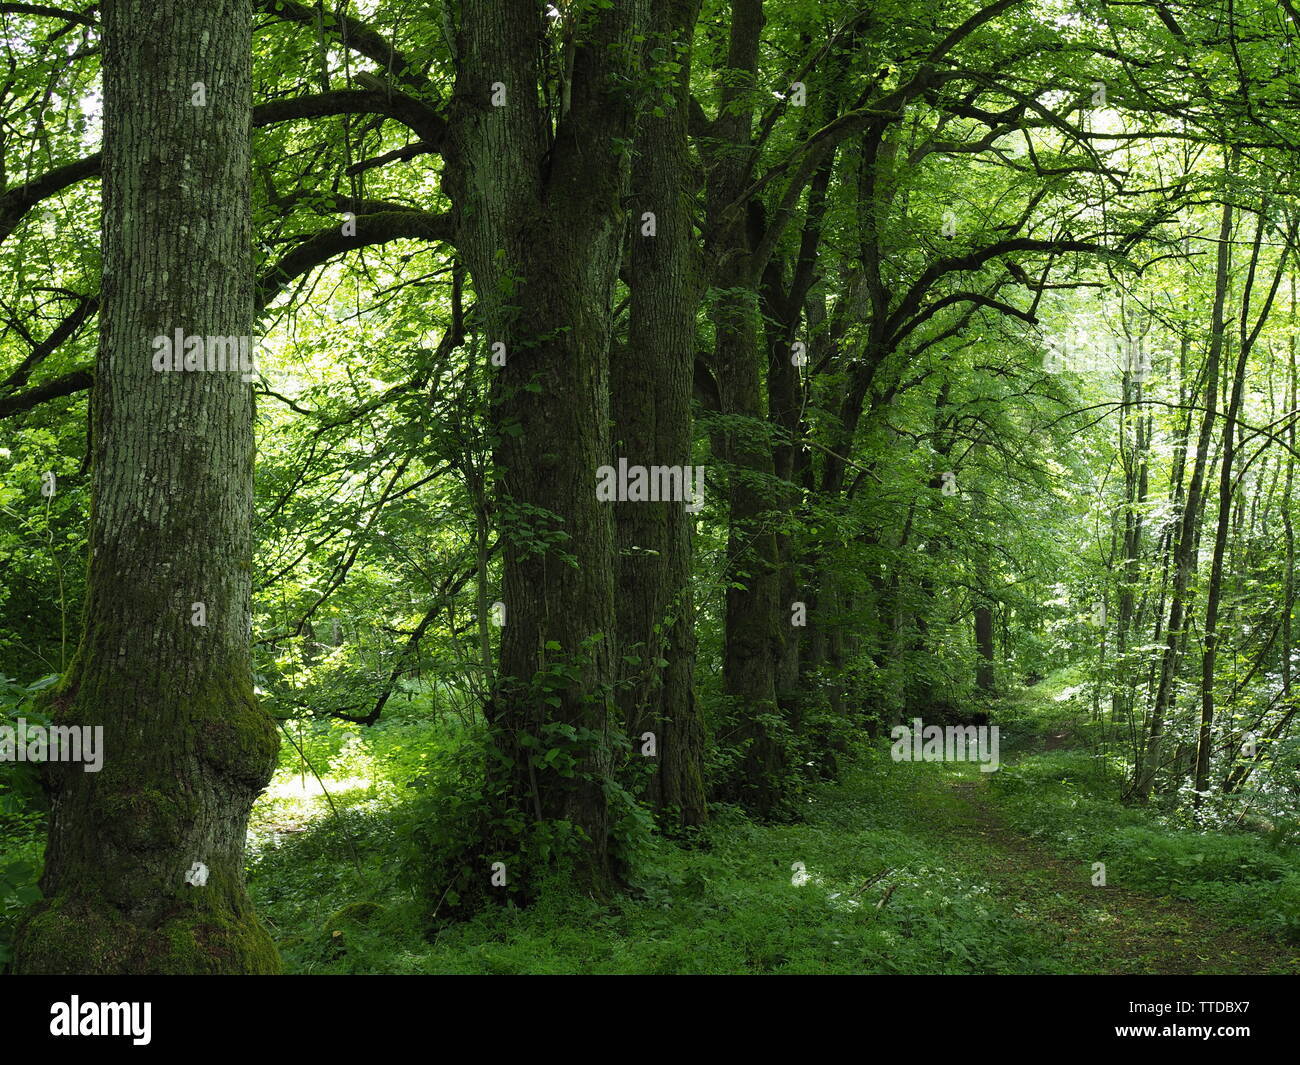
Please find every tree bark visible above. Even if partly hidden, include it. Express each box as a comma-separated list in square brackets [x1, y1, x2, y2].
[1130, 193, 1233, 801]
[1195, 210, 1288, 801]
[615, 0, 707, 828]
[443, 0, 646, 892]
[15, 0, 280, 973]
[705, 0, 787, 816]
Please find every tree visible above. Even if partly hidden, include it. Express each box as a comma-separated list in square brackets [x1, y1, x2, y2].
[14, 0, 280, 972]
[1195, 202, 1291, 802]
[615, 0, 708, 827]
[1131, 190, 1233, 802]
[442, 0, 648, 893]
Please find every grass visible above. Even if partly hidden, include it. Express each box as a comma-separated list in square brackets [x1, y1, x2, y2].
[5, 669, 1298, 973]
[248, 749, 1077, 974]
[245, 673, 1300, 974]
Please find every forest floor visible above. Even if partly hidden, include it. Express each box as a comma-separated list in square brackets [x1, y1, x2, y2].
[914, 763, 1298, 974]
[242, 675, 1300, 974]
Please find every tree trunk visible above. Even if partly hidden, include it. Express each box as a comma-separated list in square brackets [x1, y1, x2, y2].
[974, 604, 996, 695]
[444, 0, 645, 892]
[15, 0, 280, 973]
[972, 480, 996, 696]
[1195, 209, 1288, 801]
[1111, 339, 1149, 747]
[615, 0, 707, 827]
[762, 152, 834, 719]
[1130, 193, 1233, 801]
[704, 0, 787, 816]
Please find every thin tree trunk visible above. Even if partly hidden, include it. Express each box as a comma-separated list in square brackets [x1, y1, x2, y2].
[1112, 330, 1149, 752]
[1130, 191, 1233, 801]
[1195, 211, 1289, 800]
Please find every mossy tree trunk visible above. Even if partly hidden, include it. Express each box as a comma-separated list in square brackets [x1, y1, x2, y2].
[14, 0, 280, 974]
[614, 0, 708, 829]
[444, 0, 646, 893]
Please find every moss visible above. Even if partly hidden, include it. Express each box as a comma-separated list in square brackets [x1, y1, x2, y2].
[152, 912, 279, 975]
[13, 640, 281, 973]
[99, 786, 195, 852]
[192, 682, 279, 788]
[13, 895, 138, 974]
[13, 884, 281, 975]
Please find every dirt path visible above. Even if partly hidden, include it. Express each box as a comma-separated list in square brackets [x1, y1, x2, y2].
[923, 770, 1299, 975]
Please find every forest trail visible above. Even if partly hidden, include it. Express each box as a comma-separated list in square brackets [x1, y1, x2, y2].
[912, 764, 1299, 975]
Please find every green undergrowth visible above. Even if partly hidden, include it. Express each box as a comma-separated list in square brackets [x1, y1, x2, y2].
[986, 748, 1300, 943]
[0, 675, 51, 966]
[246, 675, 1300, 973]
[9, 665, 1298, 973]
[247, 737, 1073, 975]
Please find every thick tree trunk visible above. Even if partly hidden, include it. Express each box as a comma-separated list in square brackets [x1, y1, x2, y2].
[762, 156, 833, 718]
[15, 0, 280, 973]
[713, 274, 786, 814]
[615, 0, 707, 828]
[444, 0, 645, 891]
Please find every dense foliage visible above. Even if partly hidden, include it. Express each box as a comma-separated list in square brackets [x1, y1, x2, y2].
[1, 0, 1299, 974]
